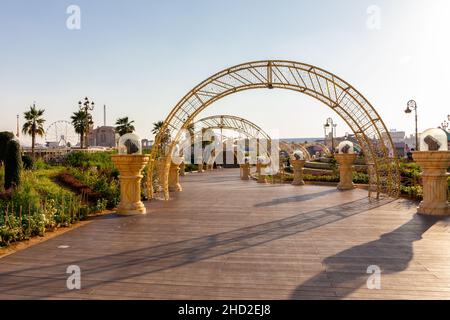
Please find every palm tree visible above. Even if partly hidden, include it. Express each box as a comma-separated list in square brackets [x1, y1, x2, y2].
[71, 110, 88, 148]
[115, 117, 135, 136]
[152, 120, 171, 156]
[22, 104, 45, 157]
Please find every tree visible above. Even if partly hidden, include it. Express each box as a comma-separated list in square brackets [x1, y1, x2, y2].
[4, 139, 22, 190]
[71, 110, 89, 149]
[152, 121, 171, 157]
[22, 104, 45, 158]
[0, 131, 14, 166]
[115, 117, 135, 136]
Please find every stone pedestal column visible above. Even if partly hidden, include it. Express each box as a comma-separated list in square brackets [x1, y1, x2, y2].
[291, 159, 306, 186]
[335, 153, 356, 190]
[198, 162, 204, 173]
[179, 162, 185, 176]
[257, 164, 268, 184]
[169, 163, 182, 192]
[413, 151, 450, 216]
[112, 155, 149, 215]
[240, 163, 250, 180]
[156, 157, 166, 186]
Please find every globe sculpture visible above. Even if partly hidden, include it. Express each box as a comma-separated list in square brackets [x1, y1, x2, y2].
[118, 133, 142, 155]
[413, 128, 450, 215]
[291, 150, 306, 186]
[335, 140, 357, 190]
[112, 133, 149, 215]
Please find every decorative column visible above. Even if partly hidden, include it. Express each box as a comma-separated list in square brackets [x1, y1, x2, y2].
[240, 163, 250, 180]
[112, 155, 149, 215]
[257, 163, 268, 184]
[412, 128, 450, 216]
[156, 157, 166, 186]
[179, 161, 185, 176]
[335, 153, 356, 190]
[291, 159, 306, 186]
[413, 151, 450, 215]
[169, 162, 182, 192]
[198, 162, 204, 173]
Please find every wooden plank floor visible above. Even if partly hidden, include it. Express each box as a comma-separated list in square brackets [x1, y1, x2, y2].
[1, 168, 450, 300]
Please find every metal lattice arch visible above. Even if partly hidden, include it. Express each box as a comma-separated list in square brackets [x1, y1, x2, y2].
[194, 115, 272, 166]
[194, 115, 271, 141]
[176, 115, 276, 167]
[279, 142, 311, 161]
[304, 142, 332, 157]
[149, 60, 400, 200]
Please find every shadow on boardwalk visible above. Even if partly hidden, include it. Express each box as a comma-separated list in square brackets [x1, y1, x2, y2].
[0, 196, 418, 299]
[290, 214, 440, 299]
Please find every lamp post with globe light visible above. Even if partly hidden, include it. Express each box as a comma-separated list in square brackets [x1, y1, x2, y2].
[404, 100, 419, 151]
[78, 97, 94, 148]
[324, 117, 337, 153]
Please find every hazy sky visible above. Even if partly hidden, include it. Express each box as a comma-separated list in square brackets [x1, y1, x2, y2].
[1, 0, 449, 145]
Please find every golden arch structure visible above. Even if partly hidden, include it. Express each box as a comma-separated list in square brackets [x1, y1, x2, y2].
[279, 142, 311, 161]
[304, 142, 332, 157]
[185, 115, 274, 167]
[194, 115, 272, 141]
[149, 60, 400, 200]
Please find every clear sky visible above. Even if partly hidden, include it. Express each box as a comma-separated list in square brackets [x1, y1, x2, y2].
[1, 0, 449, 145]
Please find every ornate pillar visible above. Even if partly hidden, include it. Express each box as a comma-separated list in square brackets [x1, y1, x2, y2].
[257, 164, 268, 184]
[291, 159, 306, 186]
[240, 163, 250, 180]
[112, 155, 149, 215]
[156, 157, 166, 187]
[335, 153, 356, 190]
[169, 162, 182, 192]
[179, 161, 185, 176]
[413, 151, 450, 216]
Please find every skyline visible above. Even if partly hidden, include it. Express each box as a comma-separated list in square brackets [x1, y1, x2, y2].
[1, 0, 449, 145]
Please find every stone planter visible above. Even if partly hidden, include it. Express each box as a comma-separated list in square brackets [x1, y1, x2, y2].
[335, 153, 357, 190]
[291, 159, 306, 186]
[240, 163, 250, 180]
[413, 151, 450, 216]
[112, 154, 149, 215]
[169, 163, 182, 192]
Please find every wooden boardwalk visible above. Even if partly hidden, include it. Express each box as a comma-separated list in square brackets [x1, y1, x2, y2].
[1, 168, 450, 300]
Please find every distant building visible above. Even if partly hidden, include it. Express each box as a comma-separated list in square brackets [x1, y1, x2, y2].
[88, 126, 117, 148]
[141, 139, 153, 153]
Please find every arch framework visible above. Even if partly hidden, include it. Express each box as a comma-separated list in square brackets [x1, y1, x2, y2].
[279, 142, 311, 161]
[176, 114, 276, 168]
[304, 142, 332, 157]
[148, 60, 400, 200]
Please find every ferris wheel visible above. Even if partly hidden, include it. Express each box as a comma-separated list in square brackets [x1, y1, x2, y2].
[45, 120, 79, 148]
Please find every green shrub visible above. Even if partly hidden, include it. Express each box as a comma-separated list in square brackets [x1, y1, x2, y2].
[22, 155, 35, 170]
[4, 140, 22, 190]
[0, 132, 14, 165]
[68, 167, 119, 208]
[0, 168, 97, 247]
[65, 151, 115, 171]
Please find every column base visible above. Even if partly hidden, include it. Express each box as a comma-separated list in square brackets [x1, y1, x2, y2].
[418, 202, 450, 216]
[292, 180, 305, 186]
[337, 183, 355, 191]
[116, 201, 146, 215]
[169, 184, 183, 192]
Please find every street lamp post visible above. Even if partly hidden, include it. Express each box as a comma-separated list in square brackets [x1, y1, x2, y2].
[324, 117, 337, 153]
[78, 97, 95, 148]
[404, 100, 419, 151]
